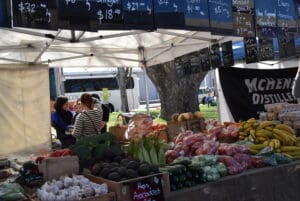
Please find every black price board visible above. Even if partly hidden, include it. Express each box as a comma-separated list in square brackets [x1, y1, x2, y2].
[58, 0, 123, 31]
[184, 0, 210, 31]
[189, 51, 201, 74]
[123, 0, 154, 30]
[175, 51, 201, 78]
[277, 0, 297, 35]
[278, 36, 296, 58]
[208, 0, 233, 35]
[0, 0, 11, 28]
[221, 41, 234, 67]
[244, 37, 258, 64]
[210, 43, 221, 69]
[232, 0, 255, 37]
[199, 48, 211, 71]
[154, 0, 185, 29]
[175, 57, 185, 79]
[259, 38, 274, 61]
[255, 0, 277, 37]
[13, 0, 57, 30]
[130, 175, 164, 201]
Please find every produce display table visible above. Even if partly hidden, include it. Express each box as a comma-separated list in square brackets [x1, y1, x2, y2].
[165, 161, 300, 201]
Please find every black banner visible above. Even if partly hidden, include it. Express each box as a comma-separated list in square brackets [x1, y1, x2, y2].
[0, 0, 11, 27]
[219, 67, 297, 121]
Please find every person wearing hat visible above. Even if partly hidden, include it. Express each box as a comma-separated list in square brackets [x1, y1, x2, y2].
[51, 96, 76, 148]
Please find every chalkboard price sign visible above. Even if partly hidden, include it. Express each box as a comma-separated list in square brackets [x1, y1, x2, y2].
[199, 48, 211, 71]
[58, 0, 123, 31]
[130, 175, 164, 201]
[209, 0, 233, 35]
[0, 0, 11, 28]
[154, 0, 185, 29]
[255, 0, 277, 37]
[221, 41, 234, 67]
[232, 0, 255, 37]
[185, 0, 210, 31]
[210, 43, 221, 69]
[277, 0, 297, 35]
[278, 36, 296, 58]
[259, 38, 274, 61]
[13, 0, 57, 30]
[244, 37, 258, 64]
[123, 0, 154, 30]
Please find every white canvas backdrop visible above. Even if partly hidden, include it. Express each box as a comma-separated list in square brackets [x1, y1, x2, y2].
[0, 65, 51, 155]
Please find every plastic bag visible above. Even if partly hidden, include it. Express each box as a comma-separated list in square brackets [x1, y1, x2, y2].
[217, 143, 247, 156]
[217, 155, 242, 175]
[257, 146, 274, 157]
[0, 181, 26, 201]
[274, 153, 293, 164]
[250, 156, 268, 168]
[233, 153, 251, 171]
[195, 141, 220, 155]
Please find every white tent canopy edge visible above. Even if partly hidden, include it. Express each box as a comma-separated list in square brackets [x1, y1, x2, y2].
[0, 27, 242, 67]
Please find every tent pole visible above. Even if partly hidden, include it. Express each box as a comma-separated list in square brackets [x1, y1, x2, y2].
[4, 28, 70, 42]
[78, 30, 146, 42]
[32, 30, 62, 64]
[39, 54, 93, 64]
[0, 57, 28, 64]
[142, 66, 150, 115]
[156, 30, 214, 41]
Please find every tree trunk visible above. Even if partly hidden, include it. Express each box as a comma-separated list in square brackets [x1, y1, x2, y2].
[146, 60, 208, 120]
[116, 67, 129, 112]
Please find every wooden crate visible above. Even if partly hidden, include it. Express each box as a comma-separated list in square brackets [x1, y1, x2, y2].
[31, 192, 116, 201]
[38, 156, 79, 181]
[84, 172, 168, 201]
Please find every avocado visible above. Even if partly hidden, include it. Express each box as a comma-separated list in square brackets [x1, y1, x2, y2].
[100, 167, 111, 178]
[110, 162, 120, 167]
[126, 161, 139, 169]
[111, 167, 119, 172]
[117, 167, 127, 177]
[126, 169, 138, 179]
[113, 155, 123, 163]
[138, 163, 150, 176]
[104, 149, 117, 159]
[120, 159, 130, 167]
[149, 164, 159, 173]
[91, 163, 103, 175]
[107, 172, 121, 182]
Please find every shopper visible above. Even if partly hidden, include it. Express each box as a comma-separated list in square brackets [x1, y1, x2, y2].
[51, 96, 76, 148]
[73, 93, 104, 138]
[292, 66, 300, 98]
[72, 98, 82, 124]
[206, 94, 213, 108]
[91, 93, 110, 133]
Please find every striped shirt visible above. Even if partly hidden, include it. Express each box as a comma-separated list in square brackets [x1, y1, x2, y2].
[73, 102, 103, 138]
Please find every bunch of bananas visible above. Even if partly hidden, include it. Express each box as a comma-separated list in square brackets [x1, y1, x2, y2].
[239, 118, 299, 157]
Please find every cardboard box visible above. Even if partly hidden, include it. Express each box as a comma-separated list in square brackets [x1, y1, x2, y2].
[167, 118, 206, 141]
[84, 173, 168, 201]
[109, 125, 128, 142]
[38, 156, 79, 181]
[167, 121, 187, 141]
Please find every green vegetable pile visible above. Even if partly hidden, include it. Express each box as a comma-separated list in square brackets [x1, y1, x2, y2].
[127, 135, 168, 166]
[70, 133, 122, 169]
[161, 155, 228, 191]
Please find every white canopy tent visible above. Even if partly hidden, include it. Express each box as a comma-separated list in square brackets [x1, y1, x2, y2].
[0, 27, 298, 155]
[0, 28, 241, 67]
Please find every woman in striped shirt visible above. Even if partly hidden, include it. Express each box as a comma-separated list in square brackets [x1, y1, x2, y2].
[73, 93, 104, 138]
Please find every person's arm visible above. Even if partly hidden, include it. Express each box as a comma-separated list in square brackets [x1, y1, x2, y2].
[51, 112, 68, 130]
[73, 113, 84, 138]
